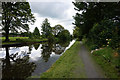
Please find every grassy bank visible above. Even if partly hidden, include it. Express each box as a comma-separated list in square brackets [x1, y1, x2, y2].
[0, 37, 29, 41]
[84, 39, 120, 78]
[0, 37, 47, 45]
[40, 41, 86, 78]
[92, 47, 120, 78]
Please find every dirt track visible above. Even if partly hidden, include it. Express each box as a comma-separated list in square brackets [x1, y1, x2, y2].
[78, 42, 104, 78]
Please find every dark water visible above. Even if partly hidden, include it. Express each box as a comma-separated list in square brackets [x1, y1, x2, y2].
[0, 40, 75, 79]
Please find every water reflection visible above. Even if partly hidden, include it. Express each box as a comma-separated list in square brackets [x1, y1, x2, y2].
[33, 43, 40, 50]
[28, 45, 33, 54]
[53, 41, 70, 55]
[40, 41, 70, 62]
[1, 47, 36, 80]
[41, 43, 53, 62]
[0, 40, 75, 78]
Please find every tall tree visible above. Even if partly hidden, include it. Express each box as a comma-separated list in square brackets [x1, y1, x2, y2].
[73, 2, 120, 36]
[33, 27, 40, 38]
[41, 18, 52, 38]
[2, 2, 35, 41]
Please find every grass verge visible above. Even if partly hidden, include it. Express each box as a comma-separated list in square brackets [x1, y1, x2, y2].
[40, 41, 86, 78]
[83, 39, 120, 78]
[92, 47, 120, 78]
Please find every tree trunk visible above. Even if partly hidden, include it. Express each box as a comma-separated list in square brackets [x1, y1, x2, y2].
[4, 14, 10, 42]
[4, 2, 10, 42]
[5, 27, 9, 42]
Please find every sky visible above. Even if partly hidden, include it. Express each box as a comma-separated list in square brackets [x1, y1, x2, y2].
[28, 0, 76, 34]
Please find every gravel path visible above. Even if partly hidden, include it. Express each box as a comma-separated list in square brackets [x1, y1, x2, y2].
[78, 42, 104, 78]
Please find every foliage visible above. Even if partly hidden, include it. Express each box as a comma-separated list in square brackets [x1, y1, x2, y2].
[52, 24, 64, 36]
[89, 20, 114, 48]
[48, 33, 55, 43]
[73, 2, 120, 78]
[20, 32, 30, 37]
[33, 27, 40, 39]
[57, 29, 71, 42]
[41, 18, 52, 38]
[73, 26, 82, 40]
[73, 1, 120, 52]
[28, 32, 33, 39]
[73, 2, 120, 36]
[2, 2, 35, 41]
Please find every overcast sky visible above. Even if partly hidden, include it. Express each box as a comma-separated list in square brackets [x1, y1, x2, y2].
[28, 0, 76, 34]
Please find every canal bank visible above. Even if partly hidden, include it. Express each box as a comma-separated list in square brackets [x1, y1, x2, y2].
[40, 41, 86, 78]
[0, 38, 48, 47]
[40, 41, 105, 78]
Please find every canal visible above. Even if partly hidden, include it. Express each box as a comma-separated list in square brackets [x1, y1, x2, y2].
[0, 40, 75, 79]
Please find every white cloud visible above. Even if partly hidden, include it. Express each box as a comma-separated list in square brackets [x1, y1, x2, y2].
[29, 1, 75, 34]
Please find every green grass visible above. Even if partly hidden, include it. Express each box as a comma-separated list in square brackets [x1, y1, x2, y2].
[0, 37, 47, 45]
[0, 37, 29, 41]
[92, 47, 120, 78]
[84, 40, 120, 78]
[40, 41, 86, 78]
[83, 38, 120, 78]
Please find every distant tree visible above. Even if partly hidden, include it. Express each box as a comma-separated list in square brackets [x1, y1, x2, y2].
[33, 27, 40, 38]
[41, 18, 52, 38]
[28, 32, 33, 39]
[48, 33, 55, 43]
[58, 29, 71, 41]
[52, 24, 64, 36]
[2, 2, 35, 42]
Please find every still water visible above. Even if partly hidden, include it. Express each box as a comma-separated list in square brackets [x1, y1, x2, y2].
[0, 40, 75, 79]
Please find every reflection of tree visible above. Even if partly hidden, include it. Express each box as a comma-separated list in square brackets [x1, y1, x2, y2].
[59, 41, 70, 47]
[41, 43, 53, 62]
[33, 43, 40, 50]
[2, 47, 36, 80]
[53, 44, 65, 55]
[41, 41, 70, 62]
[28, 45, 33, 54]
[53, 41, 70, 55]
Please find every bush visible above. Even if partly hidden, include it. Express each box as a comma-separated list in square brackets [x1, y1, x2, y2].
[89, 20, 114, 48]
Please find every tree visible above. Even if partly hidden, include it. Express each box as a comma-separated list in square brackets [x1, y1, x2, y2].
[89, 20, 114, 48]
[2, 2, 35, 42]
[52, 24, 64, 36]
[33, 27, 40, 38]
[72, 2, 120, 37]
[58, 29, 71, 42]
[41, 18, 52, 38]
[73, 26, 82, 40]
[28, 32, 33, 39]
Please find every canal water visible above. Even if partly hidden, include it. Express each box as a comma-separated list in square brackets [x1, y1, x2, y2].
[0, 40, 75, 79]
